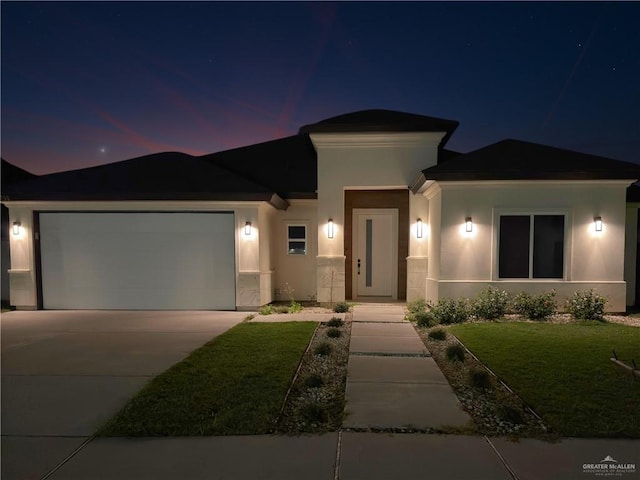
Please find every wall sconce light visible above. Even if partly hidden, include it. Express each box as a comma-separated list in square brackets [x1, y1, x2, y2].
[465, 217, 473, 233]
[416, 218, 423, 238]
[12, 221, 21, 236]
[594, 216, 603, 232]
[327, 219, 334, 239]
[244, 221, 252, 236]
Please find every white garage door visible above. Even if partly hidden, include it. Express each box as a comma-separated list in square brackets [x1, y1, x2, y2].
[39, 212, 236, 310]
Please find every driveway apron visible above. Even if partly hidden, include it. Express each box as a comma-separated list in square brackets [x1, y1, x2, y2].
[1, 310, 244, 480]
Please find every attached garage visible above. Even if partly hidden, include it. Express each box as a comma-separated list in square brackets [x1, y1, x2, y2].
[38, 212, 236, 310]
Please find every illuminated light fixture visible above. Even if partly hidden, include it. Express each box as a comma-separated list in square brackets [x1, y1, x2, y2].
[416, 218, 423, 238]
[594, 216, 603, 232]
[244, 221, 252, 236]
[327, 219, 335, 239]
[465, 217, 473, 233]
[12, 221, 21, 236]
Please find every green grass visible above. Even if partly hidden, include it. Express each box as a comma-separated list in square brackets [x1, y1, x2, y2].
[97, 322, 317, 436]
[450, 322, 640, 438]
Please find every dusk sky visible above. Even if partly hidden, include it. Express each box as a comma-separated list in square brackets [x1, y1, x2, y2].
[2, 1, 639, 175]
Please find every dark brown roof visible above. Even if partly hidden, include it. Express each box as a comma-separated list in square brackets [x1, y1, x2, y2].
[422, 139, 640, 181]
[201, 135, 316, 199]
[299, 109, 459, 147]
[2, 152, 280, 203]
[627, 184, 640, 202]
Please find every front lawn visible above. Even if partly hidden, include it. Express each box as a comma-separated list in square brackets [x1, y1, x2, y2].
[450, 322, 640, 438]
[98, 322, 317, 436]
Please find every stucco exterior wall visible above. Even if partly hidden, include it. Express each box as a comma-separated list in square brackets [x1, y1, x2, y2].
[426, 181, 631, 311]
[310, 132, 444, 302]
[272, 200, 318, 303]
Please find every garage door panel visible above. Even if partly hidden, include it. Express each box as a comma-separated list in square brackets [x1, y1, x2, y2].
[40, 213, 236, 310]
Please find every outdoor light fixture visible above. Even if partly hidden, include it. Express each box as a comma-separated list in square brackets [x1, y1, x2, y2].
[465, 217, 473, 233]
[327, 219, 334, 239]
[12, 221, 21, 236]
[416, 218, 423, 238]
[594, 216, 603, 232]
[244, 221, 252, 236]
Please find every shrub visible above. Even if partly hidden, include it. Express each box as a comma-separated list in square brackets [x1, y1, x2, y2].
[303, 374, 324, 389]
[259, 304, 275, 315]
[326, 328, 342, 338]
[300, 402, 328, 424]
[288, 301, 303, 313]
[314, 342, 332, 356]
[499, 405, 524, 425]
[431, 298, 470, 325]
[446, 344, 466, 362]
[415, 310, 439, 328]
[274, 305, 290, 314]
[468, 368, 492, 389]
[470, 287, 509, 320]
[513, 290, 557, 321]
[333, 302, 350, 313]
[405, 297, 428, 321]
[565, 290, 607, 321]
[326, 317, 343, 327]
[428, 328, 447, 341]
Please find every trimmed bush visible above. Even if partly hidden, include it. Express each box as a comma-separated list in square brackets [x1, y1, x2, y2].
[333, 302, 350, 313]
[446, 344, 466, 362]
[428, 328, 447, 341]
[274, 305, 290, 314]
[405, 298, 428, 322]
[259, 304, 275, 315]
[513, 290, 557, 321]
[326, 317, 344, 327]
[415, 310, 439, 328]
[470, 287, 509, 320]
[469, 368, 492, 389]
[300, 402, 328, 423]
[314, 342, 332, 356]
[566, 290, 607, 321]
[326, 328, 342, 338]
[303, 374, 324, 389]
[431, 298, 470, 325]
[289, 301, 303, 313]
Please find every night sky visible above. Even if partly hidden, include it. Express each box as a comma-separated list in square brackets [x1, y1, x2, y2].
[2, 1, 639, 175]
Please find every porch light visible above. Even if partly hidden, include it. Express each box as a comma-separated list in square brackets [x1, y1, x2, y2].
[594, 216, 602, 232]
[327, 219, 334, 239]
[244, 221, 252, 236]
[465, 217, 473, 233]
[12, 221, 21, 236]
[416, 218, 423, 238]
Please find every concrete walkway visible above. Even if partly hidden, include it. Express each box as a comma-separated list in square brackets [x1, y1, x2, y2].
[3, 308, 639, 480]
[344, 304, 472, 430]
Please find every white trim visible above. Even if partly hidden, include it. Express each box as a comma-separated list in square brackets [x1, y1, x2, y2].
[309, 132, 445, 149]
[432, 179, 636, 188]
[0, 200, 267, 210]
[286, 223, 308, 256]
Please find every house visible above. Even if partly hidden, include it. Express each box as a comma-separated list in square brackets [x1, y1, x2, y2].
[2, 110, 639, 311]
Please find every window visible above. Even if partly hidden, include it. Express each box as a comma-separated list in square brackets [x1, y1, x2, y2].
[287, 225, 307, 255]
[499, 214, 564, 279]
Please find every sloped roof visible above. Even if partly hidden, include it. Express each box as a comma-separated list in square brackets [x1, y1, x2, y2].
[299, 109, 459, 147]
[201, 135, 316, 199]
[422, 139, 640, 181]
[2, 152, 283, 204]
[1, 159, 36, 187]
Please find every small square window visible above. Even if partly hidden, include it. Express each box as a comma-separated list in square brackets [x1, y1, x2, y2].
[287, 225, 307, 255]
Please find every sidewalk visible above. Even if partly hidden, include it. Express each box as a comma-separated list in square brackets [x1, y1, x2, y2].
[344, 304, 472, 430]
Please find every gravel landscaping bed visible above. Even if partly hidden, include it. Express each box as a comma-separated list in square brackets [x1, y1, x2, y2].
[416, 326, 552, 438]
[277, 314, 351, 434]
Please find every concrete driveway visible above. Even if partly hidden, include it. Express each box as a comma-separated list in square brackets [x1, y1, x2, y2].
[1, 310, 246, 480]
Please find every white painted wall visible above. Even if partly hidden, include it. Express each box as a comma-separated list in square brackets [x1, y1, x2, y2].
[310, 131, 445, 302]
[272, 200, 318, 303]
[426, 180, 632, 311]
